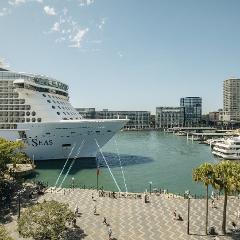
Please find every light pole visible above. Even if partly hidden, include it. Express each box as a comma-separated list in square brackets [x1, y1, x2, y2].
[186, 190, 190, 235]
[149, 181, 152, 195]
[71, 177, 75, 189]
[17, 190, 23, 219]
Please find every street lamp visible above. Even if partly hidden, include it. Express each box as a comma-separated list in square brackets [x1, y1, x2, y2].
[149, 181, 152, 195]
[17, 190, 24, 219]
[185, 190, 191, 235]
[71, 177, 75, 189]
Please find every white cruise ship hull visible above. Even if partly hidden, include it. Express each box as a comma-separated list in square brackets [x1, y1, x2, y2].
[0, 119, 127, 160]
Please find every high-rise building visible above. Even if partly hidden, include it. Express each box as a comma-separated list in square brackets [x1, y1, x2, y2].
[180, 97, 202, 126]
[155, 107, 185, 129]
[223, 78, 240, 121]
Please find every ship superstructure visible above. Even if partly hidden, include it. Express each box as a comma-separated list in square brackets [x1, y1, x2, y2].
[0, 68, 127, 160]
[212, 136, 240, 160]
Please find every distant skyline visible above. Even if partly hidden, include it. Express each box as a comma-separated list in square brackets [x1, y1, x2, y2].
[0, 0, 240, 114]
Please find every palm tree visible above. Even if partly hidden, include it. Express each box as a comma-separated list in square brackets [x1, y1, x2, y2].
[193, 163, 214, 235]
[211, 161, 240, 234]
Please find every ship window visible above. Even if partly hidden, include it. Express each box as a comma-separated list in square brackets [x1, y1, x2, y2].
[63, 112, 66, 115]
[32, 111, 36, 116]
[52, 106, 55, 109]
[63, 118, 67, 120]
[32, 118, 36, 122]
[107, 130, 112, 132]
[57, 112, 60, 115]
[42, 94, 46, 97]
[37, 118, 41, 122]
[96, 131, 100, 133]
[62, 144, 71, 147]
[47, 100, 51, 103]
[53, 100, 56, 103]
[58, 106, 61, 109]
[26, 118, 30, 122]
[26, 111, 30, 116]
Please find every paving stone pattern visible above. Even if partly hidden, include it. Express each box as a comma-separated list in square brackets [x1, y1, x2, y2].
[5, 189, 240, 240]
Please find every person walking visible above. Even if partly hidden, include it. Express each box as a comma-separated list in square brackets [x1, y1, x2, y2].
[108, 227, 112, 240]
[103, 217, 107, 225]
[173, 209, 177, 220]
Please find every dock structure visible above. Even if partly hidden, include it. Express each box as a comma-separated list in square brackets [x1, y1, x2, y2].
[170, 127, 217, 133]
[188, 132, 236, 141]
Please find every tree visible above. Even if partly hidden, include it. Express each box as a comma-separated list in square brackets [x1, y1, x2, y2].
[0, 138, 31, 178]
[0, 224, 14, 240]
[193, 163, 214, 235]
[212, 161, 240, 234]
[17, 200, 75, 240]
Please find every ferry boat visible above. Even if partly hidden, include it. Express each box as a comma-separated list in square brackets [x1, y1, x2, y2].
[212, 136, 240, 160]
[0, 68, 128, 160]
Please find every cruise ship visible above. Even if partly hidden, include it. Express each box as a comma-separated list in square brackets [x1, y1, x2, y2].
[212, 137, 240, 160]
[0, 68, 128, 160]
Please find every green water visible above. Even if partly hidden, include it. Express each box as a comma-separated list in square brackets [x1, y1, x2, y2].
[33, 131, 217, 195]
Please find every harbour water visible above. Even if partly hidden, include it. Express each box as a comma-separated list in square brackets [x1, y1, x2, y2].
[33, 131, 217, 195]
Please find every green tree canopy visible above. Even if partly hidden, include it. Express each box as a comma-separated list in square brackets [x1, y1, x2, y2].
[17, 200, 75, 240]
[0, 224, 14, 240]
[0, 138, 31, 178]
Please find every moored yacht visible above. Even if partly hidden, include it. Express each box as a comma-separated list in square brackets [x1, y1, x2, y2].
[212, 136, 240, 160]
[0, 68, 128, 160]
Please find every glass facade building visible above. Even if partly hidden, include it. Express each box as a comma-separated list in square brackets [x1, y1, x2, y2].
[180, 97, 202, 126]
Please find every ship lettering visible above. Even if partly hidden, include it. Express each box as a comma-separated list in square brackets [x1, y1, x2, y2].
[31, 139, 53, 147]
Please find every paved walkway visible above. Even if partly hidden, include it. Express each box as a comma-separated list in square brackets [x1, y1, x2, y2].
[5, 189, 240, 240]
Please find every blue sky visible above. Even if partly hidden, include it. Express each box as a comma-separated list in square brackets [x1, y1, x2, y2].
[0, 0, 240, 114]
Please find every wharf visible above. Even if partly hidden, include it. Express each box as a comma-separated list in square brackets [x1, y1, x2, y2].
[4, 188, 239, 240]
[188, 132, 236, 141]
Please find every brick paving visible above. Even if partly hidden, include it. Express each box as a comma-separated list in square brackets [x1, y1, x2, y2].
[4, 188, 240, 240]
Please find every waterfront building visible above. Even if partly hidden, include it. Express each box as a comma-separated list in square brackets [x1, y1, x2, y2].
[180, 97, 202, 126]
[209, 111, 220, 122]
[223, 78, 240, 122]
[95, 110, 151, 129]
[75, 108, 96, 119]
[0, 68, 127, 160]
[155, 107, 185, 129]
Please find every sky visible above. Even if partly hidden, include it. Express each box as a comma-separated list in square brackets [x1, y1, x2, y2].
[0, 0, 240, 114]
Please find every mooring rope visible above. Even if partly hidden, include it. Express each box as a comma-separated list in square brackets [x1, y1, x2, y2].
[58, 140, 85, 188]
[54, 143, 76, 187]
[114, 138, 128, 192]
[95, 139, 121, 192]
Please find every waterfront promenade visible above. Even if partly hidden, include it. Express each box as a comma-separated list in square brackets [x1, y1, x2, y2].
[5, 188, 240, 240]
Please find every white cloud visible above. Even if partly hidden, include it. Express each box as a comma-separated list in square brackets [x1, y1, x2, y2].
[43, 6, 56, 16]
[0, 7, 11, 16]
[8, 0, 43, 6]
[0, 58, 10, 68]
[51, 22, 60, 32]
[98, 18, 106, 30]
[69, 28, 89, 48]
[78, 0, 94, 7]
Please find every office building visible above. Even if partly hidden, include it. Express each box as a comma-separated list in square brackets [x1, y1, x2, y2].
[223, 78, 240, 122]
[180, 97, 202, 126]
[75, 108, 96, 119]
[155, 107, 185, 129]
[95, 110, 151, 129]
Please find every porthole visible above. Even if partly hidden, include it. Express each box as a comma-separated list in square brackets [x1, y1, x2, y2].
[32, 111, 36, 116]
[37, 118, 41, 122]
[32, 118, 36, 122]
[57, 112, 60, 115]
[26, 111, 30, 116]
